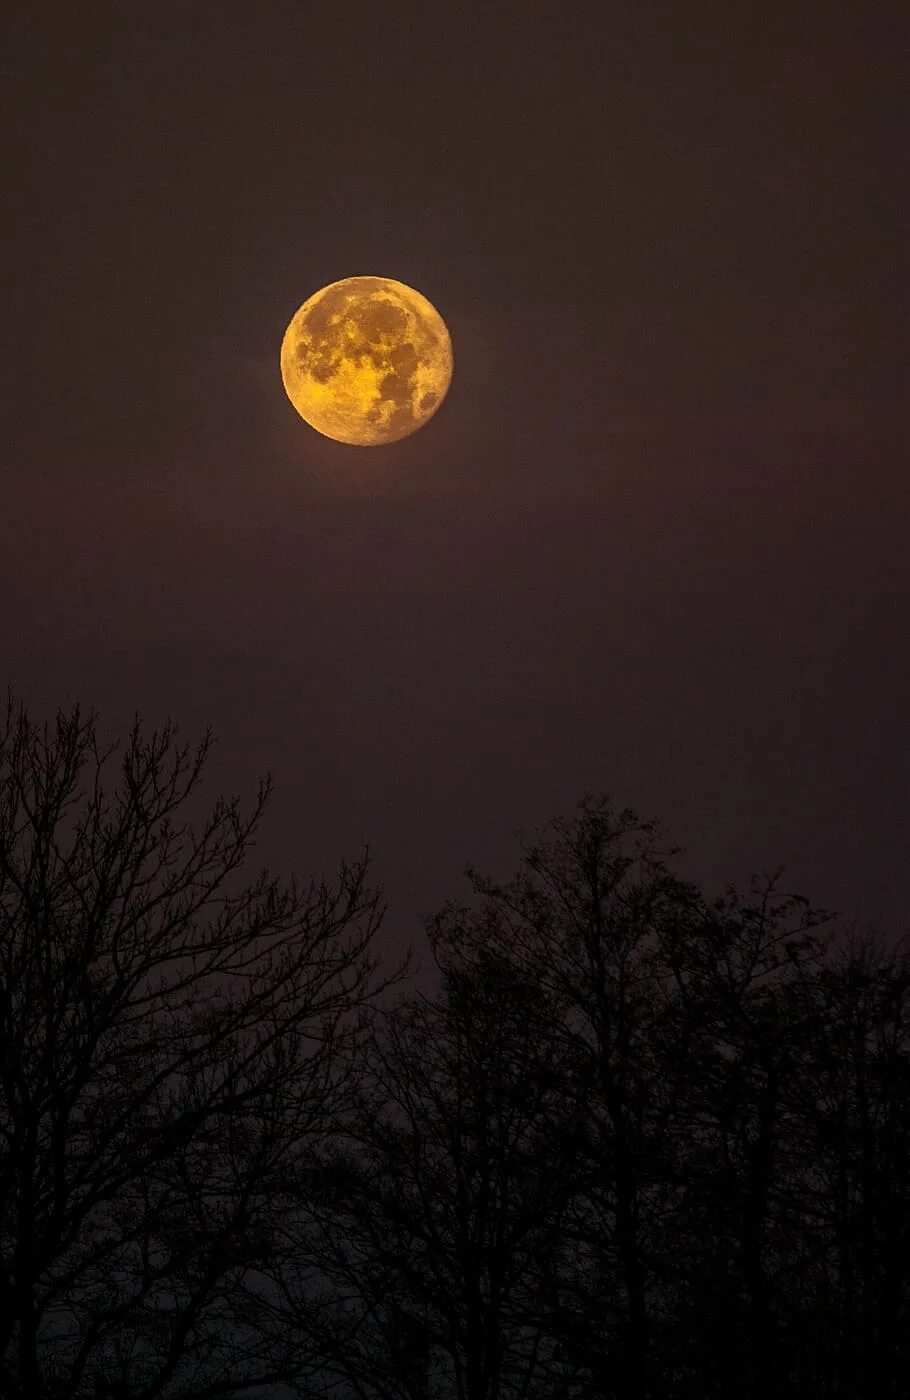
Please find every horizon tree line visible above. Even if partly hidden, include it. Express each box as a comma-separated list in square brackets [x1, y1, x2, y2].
[1, 698, 907, 1400]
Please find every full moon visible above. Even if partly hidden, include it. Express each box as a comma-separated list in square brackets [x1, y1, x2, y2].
[280, 276, 453, 446]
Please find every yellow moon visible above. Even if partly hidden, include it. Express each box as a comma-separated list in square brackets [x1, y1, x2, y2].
[280, 276, 453, 446]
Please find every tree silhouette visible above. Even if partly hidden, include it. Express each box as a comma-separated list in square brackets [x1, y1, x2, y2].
[0, 698, 402, 1400]
[424, 800, 910, 1400]
[244, 939, 582, 1400]
[4, 719, 907, 1400]
[258, 795, 908, 1400]
[426, 797, 711, 1400]
[762, 928, 910, 1399]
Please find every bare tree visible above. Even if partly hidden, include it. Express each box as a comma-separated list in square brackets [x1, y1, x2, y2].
[0, 697, 404, 1400]
[211, 790, 907, 1400]
[649, 876, 836, 1399]
[248, 939, 583, 1400]
[415, 797, 840, 1400]
[761, 927, 910, 1399]
[422, 797, 705, 1400]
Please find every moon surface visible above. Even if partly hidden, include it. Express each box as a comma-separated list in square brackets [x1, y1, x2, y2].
[280, 276, 453, 446]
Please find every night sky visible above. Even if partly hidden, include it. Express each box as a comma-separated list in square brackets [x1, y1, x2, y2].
[3, 2, 906, 963]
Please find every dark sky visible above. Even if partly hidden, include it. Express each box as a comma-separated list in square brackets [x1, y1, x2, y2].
[3, 1, 907, 963]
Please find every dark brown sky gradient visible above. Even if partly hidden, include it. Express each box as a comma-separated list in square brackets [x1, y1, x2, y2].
[3, 1, 907, 957]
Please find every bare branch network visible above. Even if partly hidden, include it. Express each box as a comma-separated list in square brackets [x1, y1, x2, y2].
[1, 701, 908, 1400]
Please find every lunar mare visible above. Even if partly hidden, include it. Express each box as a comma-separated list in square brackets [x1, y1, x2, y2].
[280, 276, 453, 446]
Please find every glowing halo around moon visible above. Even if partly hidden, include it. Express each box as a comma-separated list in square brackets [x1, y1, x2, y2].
[280, 276, 453, 446]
